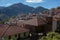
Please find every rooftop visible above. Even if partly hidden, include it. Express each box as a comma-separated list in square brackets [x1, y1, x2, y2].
[0, 24, 29, 37]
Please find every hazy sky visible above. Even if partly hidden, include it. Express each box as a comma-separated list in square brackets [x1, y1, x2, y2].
[0, 0, 60, 9]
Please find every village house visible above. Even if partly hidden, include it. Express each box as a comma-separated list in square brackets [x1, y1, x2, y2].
[17, 14, 53, 36]
[52, 7, 60, 32]
[4, 6, 60, 40]
[6, 12, 53, 36]
[0, 24, 29, 40]
[50, 7, 60, 32]
[41, 7, 60, 33]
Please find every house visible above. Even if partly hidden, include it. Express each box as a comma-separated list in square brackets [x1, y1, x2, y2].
[0, 24, 29, 40]
[4, 7, 60, 38]
[52, 14, 60, 32]
[7, 13, 53, 36]
[50, 7, 60, 32]
[41, 7, 60, 33]
[17, 14, 52, 36]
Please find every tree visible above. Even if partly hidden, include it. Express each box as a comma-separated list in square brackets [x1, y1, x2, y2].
[0, 17, 10, 24]
[39, 32, 60, 40]
[43, 10, 49, 14]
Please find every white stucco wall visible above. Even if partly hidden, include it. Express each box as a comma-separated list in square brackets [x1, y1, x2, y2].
[52, 20, 57, 32]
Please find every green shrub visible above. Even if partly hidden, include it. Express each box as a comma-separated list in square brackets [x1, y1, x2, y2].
[40, 32, 60, 40]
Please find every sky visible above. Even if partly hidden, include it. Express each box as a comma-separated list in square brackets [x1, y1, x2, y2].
[0, 0, 60, 9]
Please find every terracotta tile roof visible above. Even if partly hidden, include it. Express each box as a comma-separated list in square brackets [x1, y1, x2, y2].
[0, 24, 29, 37]
[38, 18, 47, 26]
[4, 26, 29, 36]
[17, 16, 47, 26]
[0, 24, 9, 37]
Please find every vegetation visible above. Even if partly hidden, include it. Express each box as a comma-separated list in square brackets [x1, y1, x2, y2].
[0, 18, 10, 24]
[40, 32, 60, 40]
[0, 13, 16, 24]
[43, 10, 49, 14]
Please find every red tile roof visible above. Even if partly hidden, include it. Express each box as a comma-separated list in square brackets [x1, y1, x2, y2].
[0, 24, 9, 37]
[0, 24, 29, 37]
[20, 16, 47, 26]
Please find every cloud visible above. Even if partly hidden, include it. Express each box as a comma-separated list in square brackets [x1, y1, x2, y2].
[5, 3, 13, 6]
[26, 0, 44, 3]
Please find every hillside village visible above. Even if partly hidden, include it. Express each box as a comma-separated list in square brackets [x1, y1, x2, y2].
[0, 7, 60, 40]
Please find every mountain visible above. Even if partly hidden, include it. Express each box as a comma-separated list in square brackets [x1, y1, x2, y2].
[0, 7, 5, 9]
[33, 7, 48, 13]
[0, 3, 34, 16]
[0, 3, 48, 20]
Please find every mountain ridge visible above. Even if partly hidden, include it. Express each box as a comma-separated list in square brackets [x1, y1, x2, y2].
[0, 3, 48, 20]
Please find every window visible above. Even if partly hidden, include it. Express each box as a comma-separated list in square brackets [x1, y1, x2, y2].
[57, 21, 60, 32]
[4, 36, 9, 40]
[26, 32, 29, 37]
[9, 36, 11, 39]
[15, 34, 17, 38]
[18, 34, 20, 38]
[11, 35, 17, 40]
[20, 33, 24, 38]
[24, 32, 26, 36]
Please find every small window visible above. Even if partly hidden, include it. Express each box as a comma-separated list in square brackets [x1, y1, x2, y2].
[18, 34, 20, 38]
[24, 32, 26, 36]
[20, 33, 24, 38]
[26, 32, 29, 37]
[9, 36, 11, 39]
[15, 34, 17, 37]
